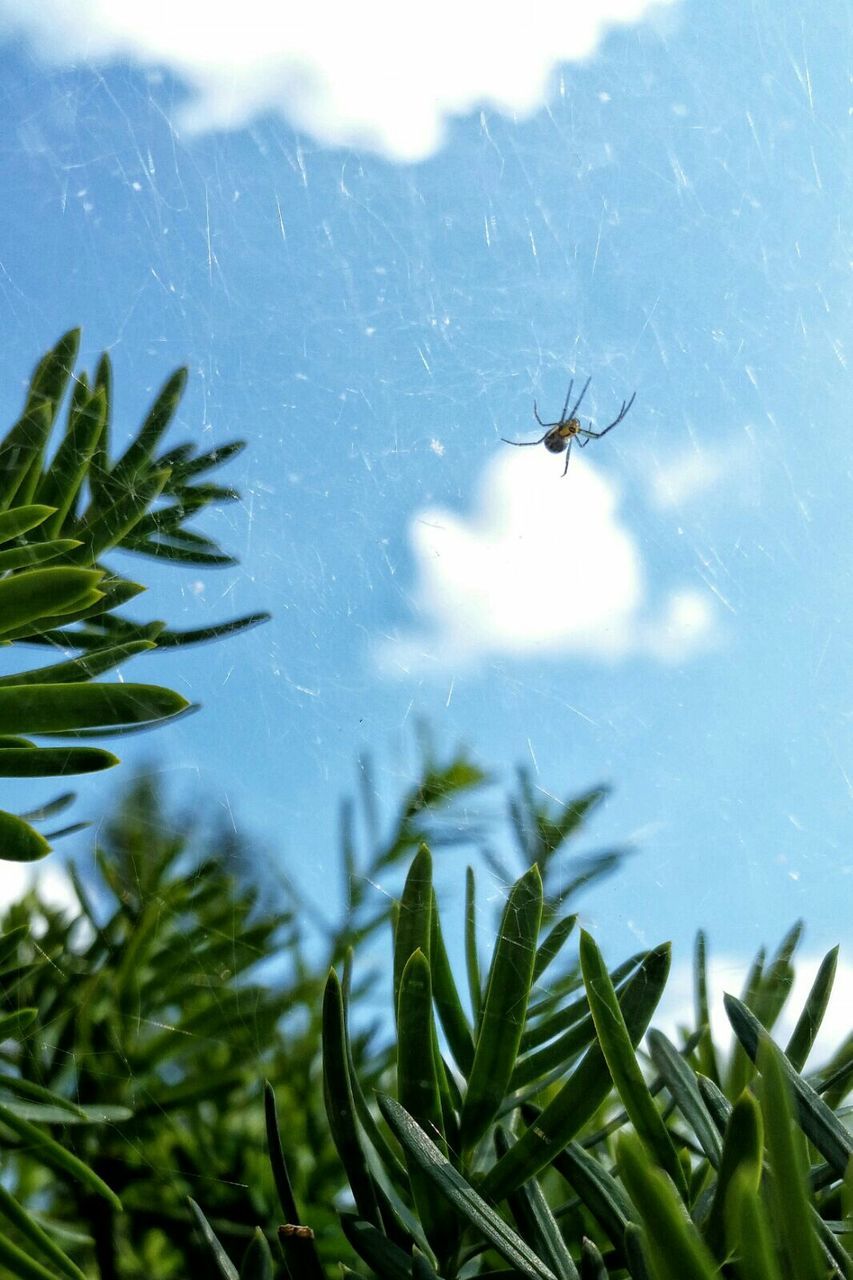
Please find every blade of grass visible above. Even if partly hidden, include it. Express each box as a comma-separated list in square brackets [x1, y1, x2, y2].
[551, 1140, 635, 1254]
[322, 969, 381, 1227]
[785, 946, 838, 1073]
[581, 932, 686, 1199]
[724, 1170, 784, 1280]
[263, 1083, 325, 1280]
[427, 890, 473, 1080]
[460, 865, 543, 1148]
[616, 1131, 718, 1280]
[465, 866, 482, 1024]
[0, 1186, 86, 1280]
[579, 1237, 607, 1280]
[704, 1090, 762, 1260]
[495, 1127, 579, 1280]
[623, 1223, 652, 1280]
[398, 950, 452, 1254]
[0, 1230, 68, 1280]
[39, 388, 107, 535]
[187, 1199, 239, 1280]
[239, 1230, 274, 1280]
[0, 683, 189, 734]
[725, 946, 765, 1099]
[646, 1030, 722, 1169]
[693, 931, 720, 1086]
[696, 1074, 731, 1136]
[725, 994, 852, 1175]
[339, 1216, 414, 1280]
[0, 746, 119, 777]
[757, 1037, 824, 1280]
[481, 942, 670, 1201]
[0, 640, 155, 688]
[378, 1094, 556, 1280]
[0, 567, 103, 637]
[0, 404, 53, 510]
[0, 1104, 121, 1209]
[0, 809, 50, 860]
[523, 951, 646, 1049]
[532, 914, 578, 986]
[0, 505, 54, 544]
[108, 367, 188, 490]
[73, 467, 171, 560]
[513, 960, 666, 1092]
[393, 845, 433, 1020]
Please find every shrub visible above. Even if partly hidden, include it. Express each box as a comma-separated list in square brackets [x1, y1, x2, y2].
[0, 330, 267, 861]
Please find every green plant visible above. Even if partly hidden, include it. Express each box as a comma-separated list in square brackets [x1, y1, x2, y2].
[0, 733, 529, 1277]
[0, 329, 268, 860]
[0, 774, 298, 1277]
[3, 729, 848, 1280]
[199, 843, 850, 1279]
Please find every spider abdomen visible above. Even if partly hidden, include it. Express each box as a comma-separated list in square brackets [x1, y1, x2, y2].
[545, 430, 569, 453]
[545, 422, 578, 453]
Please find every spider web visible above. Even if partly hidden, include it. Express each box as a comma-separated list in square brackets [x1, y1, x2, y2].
[0, 0, 849, 1263]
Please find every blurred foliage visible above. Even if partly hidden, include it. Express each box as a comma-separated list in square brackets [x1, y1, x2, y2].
[0, 732, 617, 1278]
[0, 745, 849, 1279]
[0, 330, 268, 860]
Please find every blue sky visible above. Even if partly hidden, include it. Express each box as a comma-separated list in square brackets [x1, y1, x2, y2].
[0, 1, 849, 1026]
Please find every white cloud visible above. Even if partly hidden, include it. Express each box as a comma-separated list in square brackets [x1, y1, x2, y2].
[378, 446, 715, 673]
[654, 951, 853, 1071]
[0, 0, 676, 162]
[649, 438, 758, 509]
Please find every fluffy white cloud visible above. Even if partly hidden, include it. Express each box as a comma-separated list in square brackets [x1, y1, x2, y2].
[378, 446, 715, 673]
[0, 0, 676, 162]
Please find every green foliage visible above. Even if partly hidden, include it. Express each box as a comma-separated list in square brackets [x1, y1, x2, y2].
[0, 731, 511, 1277]
[0, 776, 295, 1276]
[229, 844, 849, 1280]
[0, 330, 268, 859]
[0, 757, 847, 1280]
[21, 746, 818, 1280]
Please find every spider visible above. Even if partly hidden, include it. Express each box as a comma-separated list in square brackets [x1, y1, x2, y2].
[502, 377, 636, 476]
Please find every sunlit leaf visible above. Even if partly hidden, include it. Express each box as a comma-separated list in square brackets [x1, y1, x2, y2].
[725, 993, 852, 1175]
[0, 746, 119, 776]
[0, 682, 189, 734]
[187, 1198, 239, 1280]
[0, 567, 103, 638]
[757, 1037, 824, 1280]
[581, 931, 686, 1198]
[617, 1131, 718, 1280]
[482, 942, 670, 1200]
[0, 505, 55, 544]
[460, 864, 542, 1148]
[0, 809, 50, 861]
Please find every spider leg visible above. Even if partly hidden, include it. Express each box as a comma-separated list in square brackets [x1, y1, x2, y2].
[566, 375, 592, 422]
[502, 431, 551, 446]
[577, 435, 591, 448]
[581, 391, 637, 438]
[562, 438, 573, 476]
[533, 403, 562, 429]
[557, 379, 574, 424]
